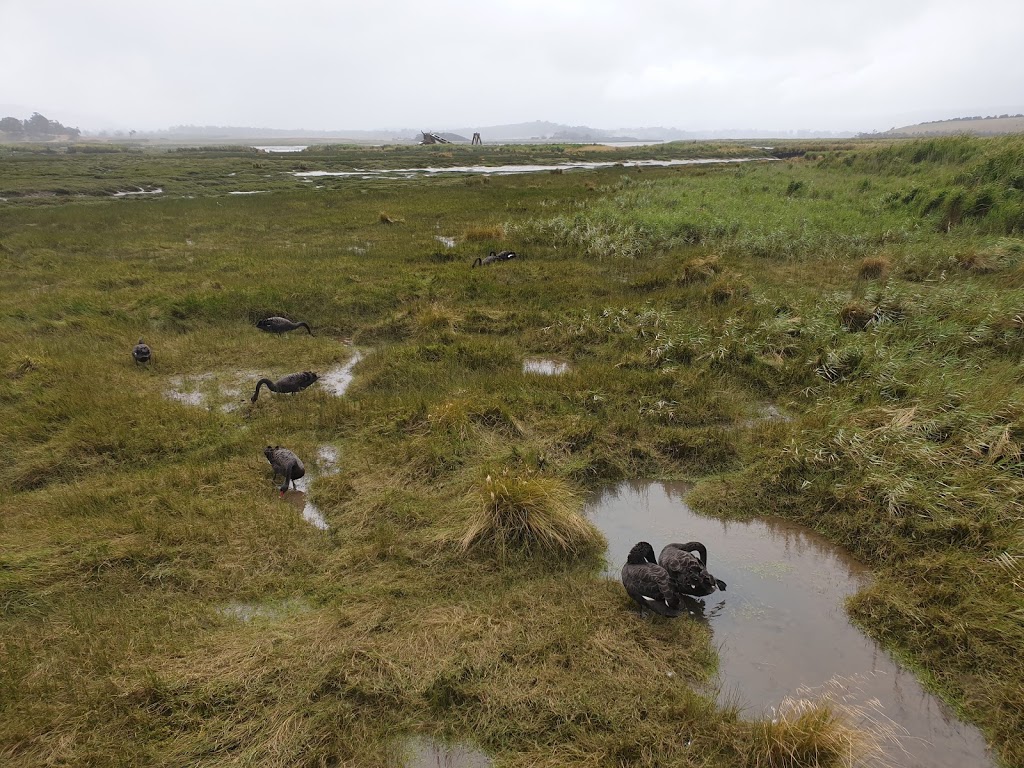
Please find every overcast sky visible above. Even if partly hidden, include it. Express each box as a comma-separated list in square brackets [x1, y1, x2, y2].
[2, 0, 1022, 133]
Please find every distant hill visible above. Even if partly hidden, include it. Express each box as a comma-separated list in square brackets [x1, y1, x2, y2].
[873, 114, 1024, 137]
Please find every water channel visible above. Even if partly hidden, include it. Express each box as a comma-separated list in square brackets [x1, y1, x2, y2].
[294, 156, 765, 180]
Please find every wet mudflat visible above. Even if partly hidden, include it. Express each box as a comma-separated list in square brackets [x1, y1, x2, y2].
[294, 156, 764, 180]
[584, 481, 995, 768]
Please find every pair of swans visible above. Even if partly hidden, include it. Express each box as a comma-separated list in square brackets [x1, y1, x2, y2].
[621, 541, 727, 617]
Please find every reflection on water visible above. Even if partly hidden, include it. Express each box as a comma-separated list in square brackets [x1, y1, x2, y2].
[321, 351, 364, 396]
[252, 145, 308, 153]
[434, 235, 456, 248]
[584, 481, 995, 768]
[295, 157, 765, 180]
[398, 736, 492, 768]
[523, 358, 569, 375]
[282, 478, 329, 530]
[277, 444, 338, 530]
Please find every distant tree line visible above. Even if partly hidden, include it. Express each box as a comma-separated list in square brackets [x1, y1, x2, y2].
[0, 112, 81, 140]
[930, 114, 1024, 123]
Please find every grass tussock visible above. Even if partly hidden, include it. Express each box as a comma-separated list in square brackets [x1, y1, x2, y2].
[857, 255, 890, 280]
[459, 472, 605, 560]
[678, 254, 722, 284]
[746, 684, 901, 768]
[462, 224, 505, 241]
[839, 300, 874, 331]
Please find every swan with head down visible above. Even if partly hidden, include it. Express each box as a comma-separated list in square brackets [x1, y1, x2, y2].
[251, 370, 319, 401]
[256, 316, 313, 335]
[621, 541, 681, 617]
[658, 541, 727, 597]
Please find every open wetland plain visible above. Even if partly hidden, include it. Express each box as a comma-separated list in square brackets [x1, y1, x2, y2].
[1, 137, 1023, 766]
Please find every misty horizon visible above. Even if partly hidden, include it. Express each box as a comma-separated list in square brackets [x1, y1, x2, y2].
[3, 0, 1022, 137]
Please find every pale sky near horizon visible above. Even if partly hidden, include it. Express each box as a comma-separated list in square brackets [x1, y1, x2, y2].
[2, 0, 1022, 133]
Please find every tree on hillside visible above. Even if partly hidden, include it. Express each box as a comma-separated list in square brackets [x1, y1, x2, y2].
[0, 116, 24, 136]
[27, 112, 51, 135]
[0, 112, 80, 140]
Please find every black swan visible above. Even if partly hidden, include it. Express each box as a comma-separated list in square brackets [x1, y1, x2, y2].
[132, 338, 151, 365]
[658, 542, 727, 597]
[256, 316, 313, 335]
[472, 250, 517, 268]
[251, 371, 319, 402]
[621, 541, 681, 617]
[263, 446, 305, 494]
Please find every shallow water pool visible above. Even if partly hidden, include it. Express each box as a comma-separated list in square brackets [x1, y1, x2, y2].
[584, 481, 995, 768]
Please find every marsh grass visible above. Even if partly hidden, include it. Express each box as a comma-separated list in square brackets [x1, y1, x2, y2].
[2, 136, 1023, 766]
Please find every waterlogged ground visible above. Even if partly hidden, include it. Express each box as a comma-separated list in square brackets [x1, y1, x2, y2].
[3, 136, 1023, 767]
[162, 351, 363, 409]
[292, 156, 765, 180]
[522, 357, 569, 375]
[585, 481, 996, 768]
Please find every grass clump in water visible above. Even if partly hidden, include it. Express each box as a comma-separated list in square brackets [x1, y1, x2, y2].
[746, 689, 897, 768]
[459, 472, 605, 561]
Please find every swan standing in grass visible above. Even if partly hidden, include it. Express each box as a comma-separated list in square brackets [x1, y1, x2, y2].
[472, 250, 518, 267]
[256, 316, 313, 335]
[251, 371, 319, 401]
[659, 542, 727, 597]
[264, 446, 305, 494]
[132, 338, 151, 365]
[621, 541, 681, 617]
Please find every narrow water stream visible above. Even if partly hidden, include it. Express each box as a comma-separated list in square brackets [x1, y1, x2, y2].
[584, 481, 995, 768]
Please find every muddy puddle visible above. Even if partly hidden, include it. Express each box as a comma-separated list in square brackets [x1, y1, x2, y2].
[396, 736, 491, 768]
[320, 351, 364, 396]
[164, 370, 262, 411]
[217, 597, 310, 622]
[278, 444, 339, 530]
[166, 355, 363, 410]
[584, 481, 995, 768]
[294, 157, 764, 180]
[739, 401, 793, 428]
[523, 357, 569, 375]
